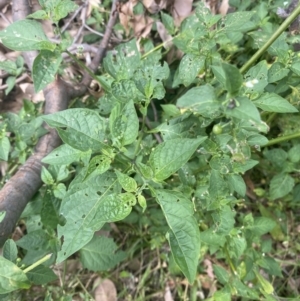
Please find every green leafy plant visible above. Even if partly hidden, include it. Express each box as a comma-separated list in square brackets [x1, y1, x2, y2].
[1, 0, 300, 300]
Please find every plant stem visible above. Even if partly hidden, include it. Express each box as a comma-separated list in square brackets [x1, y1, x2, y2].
[141, 37, 175, 59]
[23, 253, 52, 273]
[65, 50, 99, 82]
[240, 3, 300, 74]
[265, 132, 300, 146]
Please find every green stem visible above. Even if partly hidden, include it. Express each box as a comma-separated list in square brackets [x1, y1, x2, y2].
[65, 50, 99, 82]
[265, 132, 300, 146]
[23, 253, 52, 273]
[224, 246, 237, 274]
[240, 4, 300, 74]
[141, 36, 175, 59]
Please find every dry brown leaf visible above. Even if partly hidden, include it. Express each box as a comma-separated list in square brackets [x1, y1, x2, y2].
[204, 258, 214, 280]
[134, 14, 153, 38]
[172, 0, 193, 26]
[156, 21, 172, 48]
[119, 1, 136, 35]
[143, 0, 167, 14]
[164, 284, 174, 301]
[94, 277, 117, 301]
[19, 83, 44, 103]
[219, 0, 230, 15]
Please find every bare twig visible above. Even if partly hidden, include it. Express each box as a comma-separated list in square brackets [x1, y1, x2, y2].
[145, 117, 163, 144]
[12, 0, 37, 71]
[0, 73, 29, 90]
[73, 3, 88, 44]
[0, 0, 120, 246]
[59, 2, 86, 36]
[89, 1, 118, 70]
[0, 0, 10, 11]
[150, 100, 158, 122]
[83, 23, 104, 37]
[0, 11, 11, 24]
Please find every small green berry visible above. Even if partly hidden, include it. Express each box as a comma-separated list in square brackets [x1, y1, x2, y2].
[212, 124, 223, 135]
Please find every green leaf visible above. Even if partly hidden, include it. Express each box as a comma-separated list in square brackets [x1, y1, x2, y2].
[227, 236, 247, 258]
[155, 189, 200, 284]
[263, 148, 287, 168]
[222, 11, 255, 32]
[213, 288, 231, 301]
[84, 155, 111, 180]
[0, 211, 6, 223]
[41, 167, 54, 185]
[149, 137, 206, 182]
[195, 3, 222, 27]
[27, 10, 48, 20]
[253, 93, 298, 113]
[225, 97, 268, 133]
[257, 256, 283, 277]
[270, 173, 294, 200]
[42, 144, 91, 165]
[41, 193, 61, 229]
[232, 159, 258, 173]
[16, 229, 50, 250]
[32, 50, 62, 92]
[43, 109, 109, 152]
[212, 205, 235, 235]
[115, 170, 137, 192]
[111, 79, 143, 102]
[227, 174, 246, 196]
[290, 60, 300, 75]
[134, 61, 169, 99]
[0, 257, 30, 294]
[178, 54, 205, 87]
[109, 100, 139, 146]
[268, 62, 289, 83]
[244, 60, 268, 93]
[232, 276, 260, 299]
[173, 15, 206, 54]
[5, 76, 16, 95]
[80, 236, 126, 271]
[0, 136, 10, 161]
[0, 20, 55, 51]
[288, 144, 300, 163]
[3, 239, 18, 262]
[55, 165, 69, 182]
[200, 229, 226, 247]
[153, 113, 203, 140]
[103, 39, 140, 80]
[51, 0, 78, 22]
[213, 265, 229, 285]
[246, 217, 276, 237]
[176, 84, 221, 118]
[26, 266, 57, 285]
[254, 270, 274, 294]
[53, 183, 66, 199]
[209, 155, 232, 174]
[135, 161, 154, 179]
[56, 172, 134, 263]
[208, 170, 229, 201]
[212, 63, 243, 95]
[247, 133, 268, 147]
[137, 194, 147, 212]
[0, 60, 17, 75]
[161, 11, 175, 34]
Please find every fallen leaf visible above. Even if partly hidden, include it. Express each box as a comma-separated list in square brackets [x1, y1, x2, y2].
[143, 0, 167, 14]
[219, 0, 230, 15]
[172, 0, 193, 26]
[94, 277, 117, 301]
[156, 21, 173, 48]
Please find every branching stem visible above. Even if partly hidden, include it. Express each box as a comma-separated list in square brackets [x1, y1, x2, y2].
[240, 3, 300, 74]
